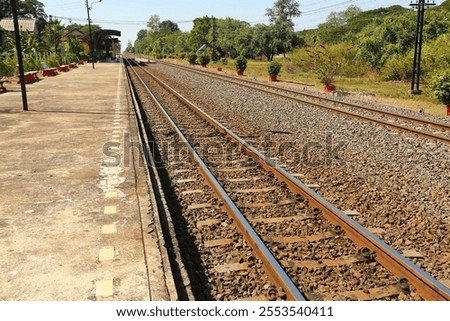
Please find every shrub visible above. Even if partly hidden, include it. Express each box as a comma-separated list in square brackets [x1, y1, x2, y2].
[305, 44, 340, 86]
[0, 53, 17, 76]
[381, 53, 412, 81]
[196, 53, 210, 66]
[430, 72, 450, 105]
[187, 52, 197, 65]
[268, 61, 282, 76]
[235, 55, 247, 71]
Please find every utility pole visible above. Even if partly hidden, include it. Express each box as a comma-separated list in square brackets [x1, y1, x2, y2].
[10, 0, 28, 111]
[85, 0, 102, 69]
[211, 16, 217, 61]
[409, 0, 435, 95]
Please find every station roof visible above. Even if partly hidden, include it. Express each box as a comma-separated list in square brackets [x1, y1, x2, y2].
[0, 18, 36, 32]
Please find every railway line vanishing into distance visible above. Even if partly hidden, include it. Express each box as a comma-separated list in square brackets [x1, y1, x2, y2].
[123, 58, 449, 301]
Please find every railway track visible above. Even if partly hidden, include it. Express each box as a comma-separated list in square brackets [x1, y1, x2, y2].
[124, 59, 449, 301]
[157, 61, 450, 144]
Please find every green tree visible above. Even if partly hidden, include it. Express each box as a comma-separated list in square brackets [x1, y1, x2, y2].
[189, 16, 213, 52]
[159, 20, 180, 35]
[252, 24, 278, 61]
[216, 18, 251, 58]
[266, 0, 301, 27]
[65, 34, 85, 61]
[43, 19, 64, 55]
[136, 29, 147, 41]
[324, 5, 362, 28]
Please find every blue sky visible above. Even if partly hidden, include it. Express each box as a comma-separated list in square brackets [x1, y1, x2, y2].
[41, 0, 446, 47]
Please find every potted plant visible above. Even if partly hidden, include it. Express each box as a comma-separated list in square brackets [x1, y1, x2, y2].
[305, 44, 340, 92]
[430, 72, 450, 116]
[235, 55, 247, 76]
[268, 61, 282, 81]
[187, 52, 197, 65]
[216, 57, 228, 71]
[197, 53, 210, 67]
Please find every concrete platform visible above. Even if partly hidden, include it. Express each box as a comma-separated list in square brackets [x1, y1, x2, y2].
[0, 63, 171, 300]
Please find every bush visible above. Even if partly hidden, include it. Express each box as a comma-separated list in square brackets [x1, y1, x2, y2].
[381, 53, 412, 81]
[0, 55, 16, 76]
[430, 72, 450, 105]
[187, 52, 197, 65]
[305, 44, 340, 86]
[196, 53, 210, 66]
[235, 55, 247, 71]
[268, 61, 282, 76]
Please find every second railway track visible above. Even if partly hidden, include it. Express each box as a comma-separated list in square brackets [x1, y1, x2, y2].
[125, 59, 449, 301]
[158, 61, 450, 144]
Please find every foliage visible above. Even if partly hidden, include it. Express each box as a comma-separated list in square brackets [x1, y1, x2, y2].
[197, 53, 210, 66]
[380, 53, 412, 81]
[215, 18, 251, 58]
[43, 19, 64, 54]
[268, 60, 282, 76]
[190, 16, 213, 53]
[187, 52, 197, 65]
[305, 45, 340, 86]
[266, 0, 301, 27]
[430, 72, 450, 105]
[251, 24, 283, 61]
[65, 35, 85, 60]
[235, 55, 247, 71]
[0, 53, 18, 76]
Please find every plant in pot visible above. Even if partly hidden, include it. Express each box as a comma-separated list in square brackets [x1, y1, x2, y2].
[187, 52, 197, 65]
[268, 61, 282, 81]
[217, 57, 228, 71]
[197, 53, 210, 67]
[430, 72, 450, 116]
[235, 55, 247, 76]
[305, 44, 340, 92]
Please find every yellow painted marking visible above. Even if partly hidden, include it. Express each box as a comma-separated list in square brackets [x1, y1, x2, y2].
[99, 247, 115, 262]
[104, 206, 117, 215]
[95, 279, 114, 297]
[107, 179, 119, 186]
[105, 191, 118, 198]
[101, 224, 117, 234]
[108, 168, 120, 175]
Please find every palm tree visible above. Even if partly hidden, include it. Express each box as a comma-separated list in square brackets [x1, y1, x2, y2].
[43, 19, 64, 55]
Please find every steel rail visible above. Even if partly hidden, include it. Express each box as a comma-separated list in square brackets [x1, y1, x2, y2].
[126, 59, 306, 301]
[159, 62, 450, 144]
[136, 62, 450, 301]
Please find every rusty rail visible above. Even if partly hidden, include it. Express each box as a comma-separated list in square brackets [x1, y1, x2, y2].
[126, 59, 306, 301]
[159, 61, 450, 144]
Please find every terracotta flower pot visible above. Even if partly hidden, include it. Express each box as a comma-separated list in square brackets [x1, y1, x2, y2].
[269, 75, 277, 82]
[237, 70, 244, 76]
[217, 67, 222, 71]
[324, 84, 336, 93]
[446, 105, 450, 116]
